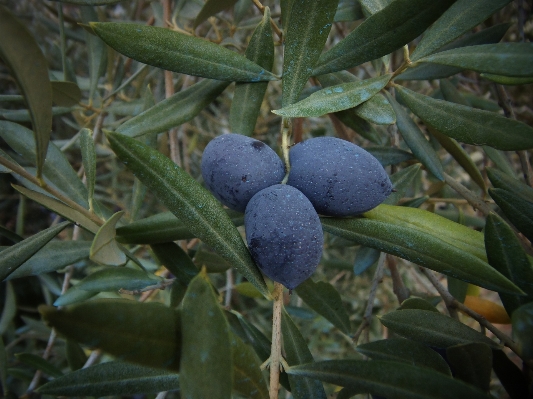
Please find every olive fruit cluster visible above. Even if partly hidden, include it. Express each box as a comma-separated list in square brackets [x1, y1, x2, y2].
[201, 134, 392, 289]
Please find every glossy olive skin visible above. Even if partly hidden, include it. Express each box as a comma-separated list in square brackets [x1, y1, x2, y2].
[245, 184, 323, 289]
[287, 137, 392, 216]
[201, 134, 285, 212]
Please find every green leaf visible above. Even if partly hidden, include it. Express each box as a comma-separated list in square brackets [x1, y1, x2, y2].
[447, 276, 468, 303]
[359, 0, 392, 16]
[106, 132, 268, 296]
[512, 302, 533, 360]
[356, 338, 451, 375]
[0, 337, 7, 396]
[428, 127, 485, 192]
[364, 204, 487, 261]
[281, 308, 327, 399]
[446, 343, 492, 392]
[5, 241, 91, 280]
[0, 282, 15, 334]
[0, 6, 52, 179]
[483, 146, 516, 177]
[410, 0, 512, 61]
[312, 0, 455, 76]
[151, 242, 198, 285]
[353, 246, 380, 275]
[419, 43, 533, 78]
[116, 210, 244, 245]
[194, 0, 239, 28]
[230, 333, 269, 399]
[334, 0, 364, 22]
[321, 213, 521, 294]
[0, 121, 89, 207]
[12, 185, 100, 234]
[51, 81, 82, 107]
[81, 7, 107, 102]
[386, 92, 444, 181]
[295, 279, 351, 334]
[274, 75, 391, 117]
[334, 111, 382, 143]
[77, 268, 163, 292]
[383, 164, 421, 205]
[281, 0, 339, 106]
[395, 86, 533, 151]
[37, 362, 180, 396]
[117, 79, 229, 138]
[365, 147, 413, 166]
[484, 213, 533, 315]
[489, 188, 533, 243]
[53, 285, 97, 307]
[194, 248, 231, 273]
[181, 271, 233, 399]
[65, 339, 87, 371]
[80, 129, 96, 211]
[481, 73, 533, 86]
[379, 309, 501, 349]
[487, 167, 533, 203]
[40, 299, 182, 371]
[287, 360, 493, 399]
[317, 71, 395, 125]
[90, 211, 126, 266]
[229, 7, 274, 135]
[90, 22, 278, 82]
[492, 348, 531, 399]
[15, 353, 63, 378]
[398, 297, 439, 312]
[0, 221, 70, 281]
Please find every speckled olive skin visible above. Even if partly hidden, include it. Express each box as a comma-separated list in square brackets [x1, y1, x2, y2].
[201, 134, 286, 212]
[245, 184, 323, 289]
[287, 137, 392, 216]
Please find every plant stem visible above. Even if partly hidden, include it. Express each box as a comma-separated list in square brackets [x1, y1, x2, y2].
[269, 282, 284, 399]
[443, 172, 492, 216]
[281, 118, 292, 183]
[388, 255, 409, 304]
[419, 267, 459, 320]
[251, 0, 283, 41]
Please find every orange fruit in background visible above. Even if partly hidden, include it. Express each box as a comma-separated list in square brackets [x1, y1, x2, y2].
[463, 295, 511, 324]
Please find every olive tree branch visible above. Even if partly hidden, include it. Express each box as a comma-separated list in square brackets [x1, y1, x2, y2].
[251, 0, 283, 41]
[443, 172, 492, 216]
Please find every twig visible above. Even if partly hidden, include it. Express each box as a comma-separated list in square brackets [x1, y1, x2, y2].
[251, 0, 283, 41]
[353, 252, 386, 345]
[280, 118, 292, 183]
[268, 282, 284, 399]
[418, 267, 459, 320]
[82, 349, 102, 368]
[224, 269, 233, 308]
[387, 255, 409, 304]
[443, 172, 492, 216]
[24, 330, 57, 394]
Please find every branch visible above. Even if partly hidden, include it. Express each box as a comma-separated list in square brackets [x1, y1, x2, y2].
[443, 172, 492, 216]
[268, 282, 284, 399]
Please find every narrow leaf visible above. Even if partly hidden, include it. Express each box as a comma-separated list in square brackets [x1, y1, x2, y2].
[66, 339, 87, 371]
[79, 129, 96, 211]
[492, 348, 531, 399]
[489, 188, 533, 243]
[53, 285, 97, 307]
[287, 360, 492, 399]
[40, 299, 182, 371]
[481, 73, 533, 85]
[116, 210, 244, 245]
[51, 81, 82, 107]
[37, 362, 180, 396]
[446, 343, 492, 391]
[0, 121, 89, 207]
[511, 302, 533, 360]
[5, 241, 91, 280]
[281, 308, 327, 399]
[396, 86, 533, 151]
[106, 132, 268, 297]
[0, 221, 70, 281]
[194, 0, 239, 28]
[15, 353, 63, 378]
[77, 268, 163, 292]
[0, 337, 7, 396]
[419, 43, 533, 78]
[359, 0, 392, 16]
[383, 164, 421, 205]
[312, 0, 455, 76]
[231, 333, 269, 399]
[90, 211, 126, 266]
[353, 246, 380, 275]
[334, 111, 382, 143]
[281, 0, 339, 106]
[81, 7, 107, 102]
[379, 309, 501, 349]
[295, 279, 351, 334]
[0, 282, 15, 334]
[411, 0, 512, 61]
[49, 0, 125, 4]
[386, 92, 444, 181]
[91, 23, 278, 82]
[483, 146, 516, 177]
[117, 79, 229, 138]
[356, 338, 451, 375]
[0, 6, 52, 179]
[365, 147, 413, 166]
[229, 7, 274, 135]
[181, 271, 233, 399]
[398, 297, 439, 312]
[484, 213, 533, 315]
[321, 216, 521, 294]
[487, 167, 533, 203]
[274, 75, 391, 117]
[12, 185, 100, 234]
[151, 242, 198, 285]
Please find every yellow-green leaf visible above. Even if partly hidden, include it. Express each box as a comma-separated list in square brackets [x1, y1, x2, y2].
[90, 211, 126, 266]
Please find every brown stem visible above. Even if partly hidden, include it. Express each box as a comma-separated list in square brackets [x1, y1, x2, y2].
[419, 267, 459, 320]
[443, 172, 492, 216]
[251, 0, 283, 41]
[387, 255, 409, 304]
[269, 282, 284, 399]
